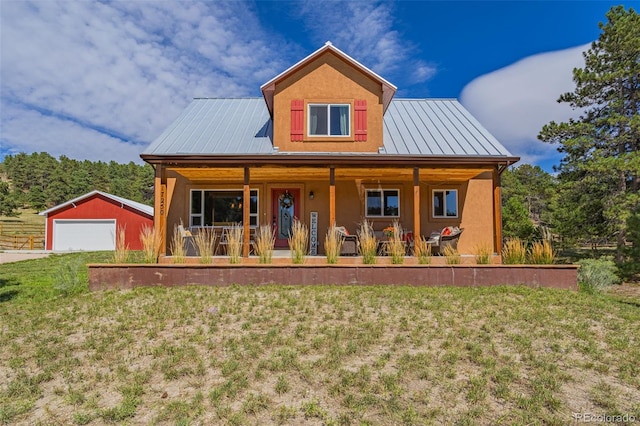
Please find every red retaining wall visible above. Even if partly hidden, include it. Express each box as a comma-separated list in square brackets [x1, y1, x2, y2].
[88, 264, 578, 291]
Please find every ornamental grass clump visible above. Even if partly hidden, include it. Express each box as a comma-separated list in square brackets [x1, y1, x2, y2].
[387, 220, 405, 264]
[254, 224, 275, 264]
[193, 227, 216, 264]
[113, 225, 129, 263]
[443, 245, 461, 264]
[474, 243, 493, 265]
[139, 224, 162, 263]
[226, 224, 243, 264]
[413, 235, 432, 264]
[324, 224, 343, 264]
[169, 225, 186, 264]
[527, 240, 555, 264]
[502, 237, 526, 264]
[358, 220, 377, 264]
[288, 219, 308, 264]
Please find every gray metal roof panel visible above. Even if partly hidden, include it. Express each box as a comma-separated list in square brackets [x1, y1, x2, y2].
[143, 98, 513, 158]
[383, 99, 513, 157]
[142, 98, 273, 155]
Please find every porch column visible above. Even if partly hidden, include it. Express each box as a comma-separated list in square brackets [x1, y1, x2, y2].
[413, 167, 421, 240]
[329, 167, 336, 226]
[243, 167, 250, 258]
[153, 165, 167, 255]
[493, 167, 502, 255]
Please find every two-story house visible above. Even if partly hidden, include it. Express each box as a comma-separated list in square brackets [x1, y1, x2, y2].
[141, 42, 519, 258]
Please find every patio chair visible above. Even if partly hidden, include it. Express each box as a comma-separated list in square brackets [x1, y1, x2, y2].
[426, 227, 464, 255]
[335, 226, 358, 256]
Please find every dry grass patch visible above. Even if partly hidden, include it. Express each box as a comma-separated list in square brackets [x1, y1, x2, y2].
[1, 255, 639, 424]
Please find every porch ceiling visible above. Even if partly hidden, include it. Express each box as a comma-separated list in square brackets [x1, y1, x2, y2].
[169, 166, 491, 182]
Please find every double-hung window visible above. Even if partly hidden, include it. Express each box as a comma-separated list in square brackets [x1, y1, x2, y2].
[366, 189, 399, 217]
[190, 189, 258, 227]
[432, 189, 458, 218]
[308, 104, 350, 136]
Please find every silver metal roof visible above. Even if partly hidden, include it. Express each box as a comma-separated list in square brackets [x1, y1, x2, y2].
[383, 99, 513, 156]
[142, 98, 513, 158]
[142, 98, 273, 156]
[40, 190, 153, 217]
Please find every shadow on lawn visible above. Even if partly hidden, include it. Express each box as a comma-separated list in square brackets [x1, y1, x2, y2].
[0, 277, 20, 289]
[0, 289, 20, 302]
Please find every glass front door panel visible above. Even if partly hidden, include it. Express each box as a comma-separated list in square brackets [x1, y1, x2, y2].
[272, 189, 300, 248]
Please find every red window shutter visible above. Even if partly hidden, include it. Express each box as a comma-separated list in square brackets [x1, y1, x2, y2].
[354, 99, 367, 141]
[291, 99, 304, 142]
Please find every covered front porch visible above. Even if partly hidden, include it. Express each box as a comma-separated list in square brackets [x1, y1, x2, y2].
[149, 156, 510, 260]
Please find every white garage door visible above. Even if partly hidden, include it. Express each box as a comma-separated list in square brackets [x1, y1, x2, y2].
[53, 220, 116, 251]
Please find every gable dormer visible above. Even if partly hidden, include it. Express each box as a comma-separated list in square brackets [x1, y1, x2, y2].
[261, 42, 397, 153]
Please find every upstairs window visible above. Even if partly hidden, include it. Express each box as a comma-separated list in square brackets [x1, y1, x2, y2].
[366, 189, 399, 217]
[432, 189, 458, 218]
[308, 104, 350, 136]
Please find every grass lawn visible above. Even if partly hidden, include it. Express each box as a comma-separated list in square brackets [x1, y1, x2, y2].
[1, 253, 639, 425]
[0, 209, 45, 226]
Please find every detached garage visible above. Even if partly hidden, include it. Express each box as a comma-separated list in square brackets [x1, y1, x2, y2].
[40, 191, 153, 251]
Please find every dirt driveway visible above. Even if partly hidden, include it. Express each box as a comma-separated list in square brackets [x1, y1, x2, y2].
[0, 251, 50, 264]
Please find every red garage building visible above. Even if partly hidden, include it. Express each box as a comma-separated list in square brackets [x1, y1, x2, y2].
[40, 191, 154, 251]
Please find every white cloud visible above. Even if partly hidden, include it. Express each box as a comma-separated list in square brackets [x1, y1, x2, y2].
[0, 0, 292, 163]
[296, 1, 436, 85]
[460, 44, 589, 167]
[0, 0, 433, 165]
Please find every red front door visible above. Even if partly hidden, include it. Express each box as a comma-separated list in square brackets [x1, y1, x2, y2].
[271, 188, 300, 248]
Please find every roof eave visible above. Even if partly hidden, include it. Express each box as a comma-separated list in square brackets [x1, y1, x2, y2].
[39, 190, 154, 217]
[141, 153, 520, 168]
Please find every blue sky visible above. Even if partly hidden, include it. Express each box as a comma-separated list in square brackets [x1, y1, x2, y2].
[1, 1, 635, 171]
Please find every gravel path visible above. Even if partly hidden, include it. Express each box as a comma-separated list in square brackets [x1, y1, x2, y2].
[0, 251, 50, 264]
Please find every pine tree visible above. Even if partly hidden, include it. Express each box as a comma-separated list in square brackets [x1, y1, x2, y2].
[539, 6, 640, 260]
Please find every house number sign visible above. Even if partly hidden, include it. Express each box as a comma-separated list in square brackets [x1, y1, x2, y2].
[310, 212, 318, 255]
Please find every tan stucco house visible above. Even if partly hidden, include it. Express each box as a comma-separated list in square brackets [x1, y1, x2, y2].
[141, 42, 519, 257]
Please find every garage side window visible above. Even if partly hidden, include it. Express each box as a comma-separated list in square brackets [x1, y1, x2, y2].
[190, 190, 258, 227]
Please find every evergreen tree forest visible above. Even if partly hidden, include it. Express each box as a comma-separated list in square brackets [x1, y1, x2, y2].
[0, 152, 154, 215]
[539, 6, 639, 266]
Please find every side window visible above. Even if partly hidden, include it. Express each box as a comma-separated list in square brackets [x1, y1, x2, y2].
[366, 189, 399, 217]
[432, 189, 458, 218]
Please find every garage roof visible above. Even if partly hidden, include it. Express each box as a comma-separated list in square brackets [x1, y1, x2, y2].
[39, 191, 153, 217]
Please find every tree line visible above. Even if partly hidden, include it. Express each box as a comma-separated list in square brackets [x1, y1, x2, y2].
[0, 152, 154, 214]
[503, 5, 639, 279]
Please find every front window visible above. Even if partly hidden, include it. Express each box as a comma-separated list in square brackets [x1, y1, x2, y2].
[433, 189, 458, 218]
[190, 189, 258, 227]
[366, 189, 399, 217]
[308, 104, 350, 136]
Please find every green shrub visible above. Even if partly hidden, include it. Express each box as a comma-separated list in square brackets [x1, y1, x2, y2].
[577, 258, 621, 294]
[54, 256, 87, 296]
